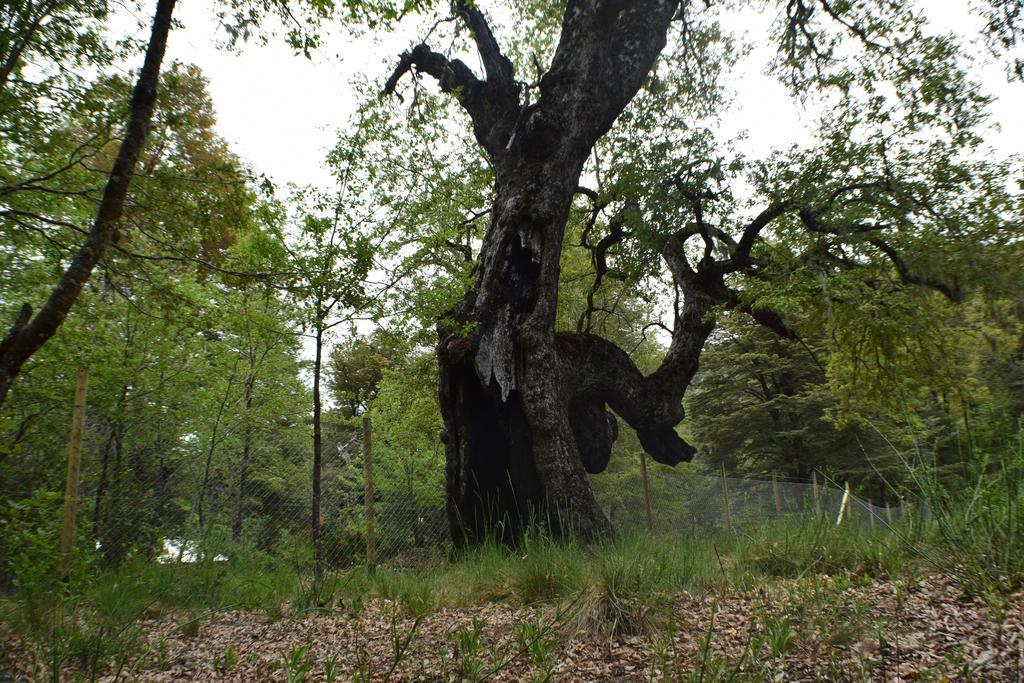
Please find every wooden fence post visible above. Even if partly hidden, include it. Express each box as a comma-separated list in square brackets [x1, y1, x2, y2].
[721, 463, 733, 533]
[772, 472, 782, 516]
[836, 481, 851, 526]
[362, 416, 376, 570]
[812, 471, 821, 517]
[885, 502, 892, 524]
[58, 366, 89, 581]
[639, 450, 653, 533]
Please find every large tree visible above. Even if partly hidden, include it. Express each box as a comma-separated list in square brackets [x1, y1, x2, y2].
[382, 0, 1020, 545]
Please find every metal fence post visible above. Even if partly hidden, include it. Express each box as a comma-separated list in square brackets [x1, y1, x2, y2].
[836, 481, 850, 526]
[812, 471, 821, 517]
[58, 366, 89, 581]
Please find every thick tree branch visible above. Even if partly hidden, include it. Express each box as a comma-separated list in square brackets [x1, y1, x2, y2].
[383, 43, 481, 103]
[383, 42, 519, 156]
[869, 237, 962, 302]
[672, 175, 718, 260]
[556, 332, 696, 467]
[729, 201, 792, 268]
[577, 211, 630, 333]
[453, 0, 516, 90]
[542, 0, 681, 143]
[0, 0, 60, 93]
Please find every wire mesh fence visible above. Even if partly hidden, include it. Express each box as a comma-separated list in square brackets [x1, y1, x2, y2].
[11, 411, 451, 585]
[593, 460, 913, 538]
[145, 416, 447, 571]
[3, 388, 914, 592]
[45, 451, 908, 577]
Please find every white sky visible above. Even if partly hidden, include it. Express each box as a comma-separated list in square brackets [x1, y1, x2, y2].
[147, 1, 1022, 193]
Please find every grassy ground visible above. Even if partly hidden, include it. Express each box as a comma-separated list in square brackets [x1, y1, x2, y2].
[3, 509, 1023, 681]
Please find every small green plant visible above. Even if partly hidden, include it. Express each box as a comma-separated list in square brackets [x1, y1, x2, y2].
[214, 644, 238, 672]
[177, 613, 202, 638]
[679, 607, 743, 683]
[324, 653, 341, 683]
[781, 575, 872, 647]
[278, 643, 313, 683]
[452, 617, 489, 680]
[650, 609, 684, 682]
[154, 636, 171, 671]
[383, 602, 423, 680]
[760, 613, 795, 657]
[504, 533, 584, 604]
[919, 448, 1024, 599]
[576, 544, 667, 637]
[375, 571, 437, 618]
[351, 646, 374, 683]
[514, 620, 559, 683]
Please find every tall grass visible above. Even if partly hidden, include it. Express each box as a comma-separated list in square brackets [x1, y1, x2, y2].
[916, 447, 1023, 597]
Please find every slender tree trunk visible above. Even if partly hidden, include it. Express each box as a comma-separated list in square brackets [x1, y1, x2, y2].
[197, 360, 237, 534]
[104, 422, 125, 565]
[0, 0, 176, 408]
[0, 0, 60, 95]
[92, 429, 115, 542]
[311, 324, 325, 580]
[232, 368, 255, 543]
[152, 446, 170, 556]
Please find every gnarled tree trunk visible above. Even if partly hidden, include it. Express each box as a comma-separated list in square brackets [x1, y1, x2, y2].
[390, 0, 711, 546]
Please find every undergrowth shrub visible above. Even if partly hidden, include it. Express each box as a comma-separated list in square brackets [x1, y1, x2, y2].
[576, 541, 669, 637]
[918, 446, 1023, 596]
[0, 491, 93, 591]
[504, 533, 586, 604]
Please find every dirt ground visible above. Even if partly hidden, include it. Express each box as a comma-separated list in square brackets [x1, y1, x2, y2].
[3, 573, 1023, 681]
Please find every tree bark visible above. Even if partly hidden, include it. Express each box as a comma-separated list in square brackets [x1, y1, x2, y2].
[0, 0, 60, 95]
[92, 429, 116, 543]
[0, 0, 176, 408]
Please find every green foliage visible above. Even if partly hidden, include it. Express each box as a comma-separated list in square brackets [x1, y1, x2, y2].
[1, 5, 1023, 680]
[0, 491, 70, 591]
[327, 329, 407, 417]
[217, 0, 433, 56]
[356, 351, 447, 558]
[686, 315, 890, 486]
[514, 619, 559, 683]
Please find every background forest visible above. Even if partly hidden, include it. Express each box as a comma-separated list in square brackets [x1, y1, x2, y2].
[1, 0, 1024, 678]
[1, 0, 1023, 579]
